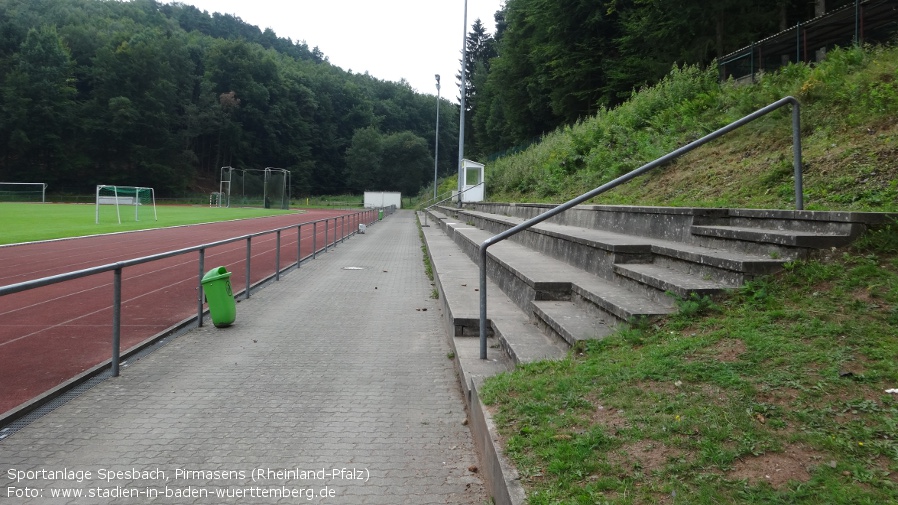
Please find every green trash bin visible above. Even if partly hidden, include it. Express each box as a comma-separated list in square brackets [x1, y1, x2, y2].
[378, 209, 384, 220]
[202, 266, 236, 328]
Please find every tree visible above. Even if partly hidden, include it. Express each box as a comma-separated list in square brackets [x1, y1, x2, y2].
[345, 126, 382, 192]
[457, 18, 497, 155]
[1, 25, 76, 182]
[381, 131, 432, 196]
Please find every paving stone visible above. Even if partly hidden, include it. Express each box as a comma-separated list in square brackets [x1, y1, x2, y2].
[0, 210, 488, 504]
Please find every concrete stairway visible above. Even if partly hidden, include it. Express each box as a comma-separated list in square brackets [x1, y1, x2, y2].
[418, 203, 893, 504]
[421, 203, 893, 379]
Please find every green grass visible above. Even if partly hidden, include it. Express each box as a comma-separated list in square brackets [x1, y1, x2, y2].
[0, 203, 299, 245]
[479, 226, 898, 504]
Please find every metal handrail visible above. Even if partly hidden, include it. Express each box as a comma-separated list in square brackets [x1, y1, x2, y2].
[417, 190, 455, 210]
[421, 183, 484, 226]
[477, 96, 804, 359]
[0, 209, 378, 377]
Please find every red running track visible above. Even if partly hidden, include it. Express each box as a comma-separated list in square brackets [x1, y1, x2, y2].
[0, 209, 366, 415]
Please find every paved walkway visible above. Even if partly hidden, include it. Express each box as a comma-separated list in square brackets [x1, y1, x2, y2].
[0, 210, 487, 504]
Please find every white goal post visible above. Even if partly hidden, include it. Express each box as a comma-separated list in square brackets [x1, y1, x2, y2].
[95, 185, 157, 224]
[0, 182, 47, 202]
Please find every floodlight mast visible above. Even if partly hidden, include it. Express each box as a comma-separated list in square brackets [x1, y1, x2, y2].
[456, 0, 468, 207]
[434, 74, 441, 200]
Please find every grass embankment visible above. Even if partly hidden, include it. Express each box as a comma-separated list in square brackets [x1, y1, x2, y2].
[475, 44, 898, 504]
[480, 225, 898, 504]
[0, 203, 298, 245]
[484, 45, 898, 212]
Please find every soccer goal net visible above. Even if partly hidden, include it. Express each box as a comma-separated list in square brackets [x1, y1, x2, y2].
[95, 185, 157, 224]
[0, 182, 47, 202]
[218, 167, 290, 209]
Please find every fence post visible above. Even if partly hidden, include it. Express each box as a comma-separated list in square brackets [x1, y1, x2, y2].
[297, 224, 302, 268]
[197, 249, 205, 327]
[313, 222, 318, 258]
[324, 220, 329, 253]
[341, 216, 345, 244]
[245, 236, 252, 300]
[275, 230, 281, 281]
[112, 267, 122, 377]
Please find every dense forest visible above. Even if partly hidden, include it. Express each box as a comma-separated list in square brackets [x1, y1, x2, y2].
[461, 0, 860, 156]
[0, 0, 862, 197]
[0, 0, 460, 196]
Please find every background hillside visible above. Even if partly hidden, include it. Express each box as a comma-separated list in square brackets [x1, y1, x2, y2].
[1, 0, 893, 204]
[0, 0, 460, 197]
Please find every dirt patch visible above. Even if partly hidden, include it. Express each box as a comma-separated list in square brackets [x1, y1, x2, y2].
[608, 440, 687, 474]
[727, 443, 825, 488]
[587, 398, 629, 433]
[873, 456, 896, 479]
[710, 338, 747, 362]
[756, 387, 801, 408]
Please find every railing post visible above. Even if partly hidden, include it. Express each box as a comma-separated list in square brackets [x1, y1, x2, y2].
[197, 249, 205, 327]
[324, 220, 329, 253]
[341, 216, 345, 244]
[112, 267, 122, 377]
[792, 101, 804, 210]
[275, 230, 281, 281]
[479, 246, 488, 360]
[313, 221, 318, 258]
[245, 236, 252, 300]
[297, 224, 302, 268]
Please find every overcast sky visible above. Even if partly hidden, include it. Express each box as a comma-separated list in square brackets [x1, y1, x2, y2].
[165, 0, 505, 100]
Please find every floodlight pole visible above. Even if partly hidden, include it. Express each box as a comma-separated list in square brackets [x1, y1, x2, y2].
[456, 0, 468, 207]
[434, 74, 441, 200]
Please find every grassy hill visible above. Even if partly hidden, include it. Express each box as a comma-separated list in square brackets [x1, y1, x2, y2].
[479, 44, 898, 213]
[468, 44, 898, 504]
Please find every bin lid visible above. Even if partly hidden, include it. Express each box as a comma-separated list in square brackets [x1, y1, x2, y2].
[202, 266, 231, 284]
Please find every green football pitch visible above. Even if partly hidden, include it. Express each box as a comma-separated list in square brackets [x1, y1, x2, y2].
[0, 203, 299, 245]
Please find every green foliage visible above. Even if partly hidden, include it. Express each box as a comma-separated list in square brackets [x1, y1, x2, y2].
[0, 0, 458, 197]
[485, 44, 898, 212]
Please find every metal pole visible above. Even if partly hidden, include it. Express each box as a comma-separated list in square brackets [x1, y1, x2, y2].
[324, 220, 329, 252]
[793, 102, 804, 210]
[434, 74, 441, 200]
[456, 0, 468, 207]
[341, 216, 345, 244]
[750, 43, 755, 83]
[275, 230, 281, 281]
[314, 222, 318, 258]
[245, 237, 252, 300]
[112, 267, 122, 377]
[197, 249, 205, 327]
[297, 224, 302, 268]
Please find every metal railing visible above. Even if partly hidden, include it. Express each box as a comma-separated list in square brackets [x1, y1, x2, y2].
[719, 0, 898, 83]
[474, 96, 804, 359]
[0, 210, 377, 378]
[421, 183, 484, 227]
[417, 190, 455, 211]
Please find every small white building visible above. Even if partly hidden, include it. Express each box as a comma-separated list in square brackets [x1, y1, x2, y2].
[458, 159, 485, 202]
[363, 191, 402, 209]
